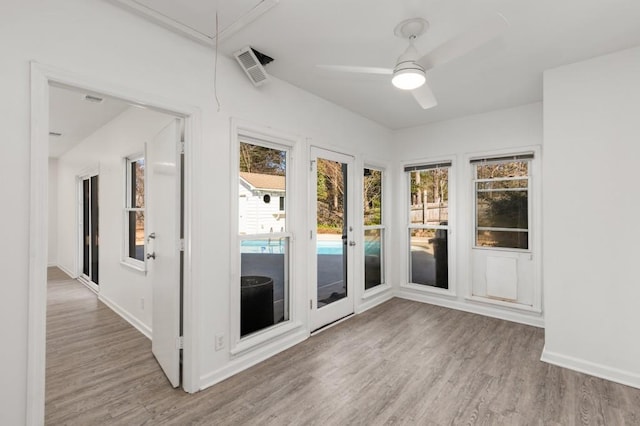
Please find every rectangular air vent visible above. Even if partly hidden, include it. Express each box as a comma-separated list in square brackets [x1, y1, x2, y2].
[234, 46, 269, 87]
[84, 94, 104, 103]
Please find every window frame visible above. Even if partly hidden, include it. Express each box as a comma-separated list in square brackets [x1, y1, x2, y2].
[230, 120, 302, 356]
[403, 158, 455, 296]
[471, 157, 532, 252]
[122, 153, 146, 271]
[363, 165, 386, 293]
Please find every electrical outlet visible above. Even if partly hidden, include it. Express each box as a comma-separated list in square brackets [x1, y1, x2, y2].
[140, 298, 145, 310]
[215, 335, 224, 351]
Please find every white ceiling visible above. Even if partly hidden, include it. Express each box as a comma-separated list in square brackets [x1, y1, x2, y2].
[49, 85, 129, 158]
[113, 0, 640, 129]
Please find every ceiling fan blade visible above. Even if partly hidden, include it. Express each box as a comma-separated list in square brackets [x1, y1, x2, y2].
[417, 13, 509, 71]
[411, 82, 438, 109]
[317, 65, 393, 75]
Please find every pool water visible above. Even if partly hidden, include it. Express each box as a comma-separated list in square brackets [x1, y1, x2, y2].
[241, 239, 380, 255]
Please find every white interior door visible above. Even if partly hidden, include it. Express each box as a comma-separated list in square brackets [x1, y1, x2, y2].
[147, 118, 182, 387]
[310, 147, 355, 331]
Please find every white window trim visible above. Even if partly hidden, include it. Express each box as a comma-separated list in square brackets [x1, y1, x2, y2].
[464, 146, 542, 313]
[230, 119, 303, 356]
[401, 156, 457, 297]
[363, 164, 388, 295]
[122, 152, 146, 271]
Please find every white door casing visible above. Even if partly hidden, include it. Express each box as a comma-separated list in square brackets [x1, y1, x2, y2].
[148, 118, 182, 387]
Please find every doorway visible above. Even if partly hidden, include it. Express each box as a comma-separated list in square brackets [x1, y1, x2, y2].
[310, 146, 355, 331]
[27, 64, 198, 423]
[47, 84, 184, 388]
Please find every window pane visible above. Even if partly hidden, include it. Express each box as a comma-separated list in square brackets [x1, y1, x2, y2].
[477, 230, 528, 250]
[240, 237, 289, 337]
[239, 142, 286, 234]
[477, 179, 528, 190]
[364, 168, 382, 226]
[476, 188, 528, 229]
[409, 229, 448, 289]
[409, 168, 448, 226]
[128, 211, 145, 261]
[131, 159, 145, 208]
[364, 229, 384, 290]
[476, 161, 528, 179]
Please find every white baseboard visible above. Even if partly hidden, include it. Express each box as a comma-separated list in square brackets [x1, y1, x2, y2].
[199, 330, 308, 391]
[396, 289, 544, 328]
[98, 294, 152, 340]
[541, 347, 640, 390]
[54, 263, 77, 279]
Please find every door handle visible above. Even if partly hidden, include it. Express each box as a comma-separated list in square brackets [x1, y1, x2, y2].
[349, 241, 356, 246]
[147, 232, 156, 242]
[147, 252, 156, 260]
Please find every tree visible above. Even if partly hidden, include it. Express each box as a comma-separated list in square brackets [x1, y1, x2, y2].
[239, 142, 285, 175]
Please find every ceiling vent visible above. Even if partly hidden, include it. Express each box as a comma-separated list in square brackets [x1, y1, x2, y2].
[84, 94, 104, 103]
[234, 46, 273, 87]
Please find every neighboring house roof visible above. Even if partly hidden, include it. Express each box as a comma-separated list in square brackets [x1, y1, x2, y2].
[240, 172, 285, 192]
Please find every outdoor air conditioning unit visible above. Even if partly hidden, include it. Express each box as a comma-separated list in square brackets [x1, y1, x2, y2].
[234, 46, 273, 87]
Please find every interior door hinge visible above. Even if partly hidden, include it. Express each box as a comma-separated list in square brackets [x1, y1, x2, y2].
[176, 336, 184, 350]
[179, 238, 185, 252]
[180, 141, 185, 155]
[310, 159, 315, 171]
[310, 299, 313, 310]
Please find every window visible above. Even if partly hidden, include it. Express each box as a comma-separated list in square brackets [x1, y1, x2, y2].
[406, 162, 451, 289]
[472, 154, 532, 250]
[363, 167, 385, 290]
[238, 140, 290, 338]
[124, 155, 145, 265]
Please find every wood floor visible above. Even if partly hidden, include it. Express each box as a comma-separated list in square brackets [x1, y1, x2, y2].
[46, 268, 640, 425]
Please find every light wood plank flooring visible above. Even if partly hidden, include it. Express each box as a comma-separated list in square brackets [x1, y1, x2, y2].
[46, 267, 640, 425]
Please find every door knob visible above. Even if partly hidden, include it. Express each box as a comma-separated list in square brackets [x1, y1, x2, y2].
[147, 252, 156, 260]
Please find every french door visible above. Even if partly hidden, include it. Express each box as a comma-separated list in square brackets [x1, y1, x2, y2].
[310, 147, 355, 331]
[80, 174, 99, 286]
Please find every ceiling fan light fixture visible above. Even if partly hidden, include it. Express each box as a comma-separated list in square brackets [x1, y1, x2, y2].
[392, 67, 426, 90]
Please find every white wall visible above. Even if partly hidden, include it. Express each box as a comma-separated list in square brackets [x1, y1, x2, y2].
[1, 0, 393, 423]
[48, 158, 58, 266]
[542, 46, 640, 388]
[392, 103, 543, 326]
[56, 107, 174, 335]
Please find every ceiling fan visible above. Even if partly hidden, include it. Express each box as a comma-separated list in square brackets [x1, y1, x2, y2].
[318, 14, 509, 109]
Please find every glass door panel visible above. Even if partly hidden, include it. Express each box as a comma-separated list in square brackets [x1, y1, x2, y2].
[316, 158, 347, 307]
[90, 175, 99, 284]
[80, 174, 99, 286]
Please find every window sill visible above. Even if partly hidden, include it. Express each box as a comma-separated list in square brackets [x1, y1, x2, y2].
[400, 282, 457, 298]
[465, 295, 541, 313]
[120, 259, 147, 274]
[230, 320, 303, 356]
[362, 283, 391, 299]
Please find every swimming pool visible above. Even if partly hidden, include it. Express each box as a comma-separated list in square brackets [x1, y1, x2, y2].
[241, 239, 380, 255]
